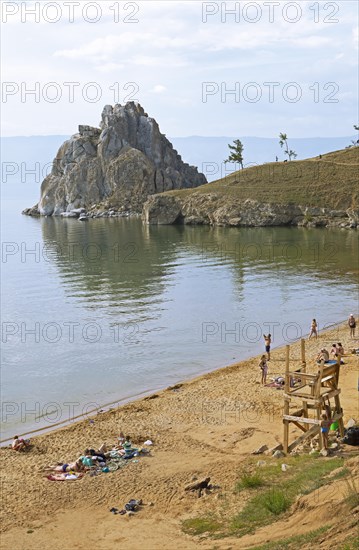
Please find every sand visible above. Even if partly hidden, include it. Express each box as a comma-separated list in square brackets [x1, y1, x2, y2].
[1, 322, 358, 550]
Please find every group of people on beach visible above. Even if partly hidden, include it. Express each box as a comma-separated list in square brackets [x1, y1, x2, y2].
[316, 342, 345, 364]
[259, 313, 356, 385]
[11, 436, 31, 451]
[42, 433, 135, 474]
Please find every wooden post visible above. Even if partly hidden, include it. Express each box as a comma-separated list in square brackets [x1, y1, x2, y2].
[316, 405, 324, 449]
[301, 338, 306, 372]
[302, 400, 308, 423]
[285, 345, 290, 392]
[283, 345, 291, 453]
[283, 400, 290, 453]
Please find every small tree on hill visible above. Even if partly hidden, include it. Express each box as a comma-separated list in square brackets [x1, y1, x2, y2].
[346, 125, 359, 148]
[279, 132, 297, 161]
[352, 124, 359, 146]
[224, 139, 244, 169]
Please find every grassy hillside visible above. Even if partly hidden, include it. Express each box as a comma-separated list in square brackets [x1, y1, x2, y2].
[167, 148, 359, 210]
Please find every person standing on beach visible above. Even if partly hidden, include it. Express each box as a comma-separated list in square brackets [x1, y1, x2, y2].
[309, 319, 318, 339]
[264, 334, 271, 360]
[348, 314, 356, 338]
[259, 355, 268, 385]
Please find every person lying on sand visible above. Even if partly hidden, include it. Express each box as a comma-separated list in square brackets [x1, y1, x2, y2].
[11, 436, 30, 451]
[42, 458, 85, 473]
[82, 448, 107, 464]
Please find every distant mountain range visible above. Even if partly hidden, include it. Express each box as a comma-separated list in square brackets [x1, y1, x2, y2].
[1, 134, 356, 185]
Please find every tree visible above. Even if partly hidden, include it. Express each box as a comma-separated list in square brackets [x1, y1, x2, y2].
[351, 124, 359, 147]
[224, 139, 244, 169]
[346, 125, 359, 148]
[279, 132, 297, 161]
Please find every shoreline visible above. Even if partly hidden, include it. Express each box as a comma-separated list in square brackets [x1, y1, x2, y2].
[1, 316, 354, 447]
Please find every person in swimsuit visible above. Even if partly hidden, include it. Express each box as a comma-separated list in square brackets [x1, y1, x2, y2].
[337, 343, 344, 355]
[263, 334, 271, 360]
[259, 355, 268, 385]
[330, 344, 337, 358]
[321, 413, 331, 449]
[309, 319, 318, 339]
[11, 436, 30, 451]
[43, 459, 84, 473]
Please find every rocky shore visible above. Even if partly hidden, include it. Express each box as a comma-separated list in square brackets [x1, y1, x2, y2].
[24, 193, 358, 229]
[142, 194, 359, 229]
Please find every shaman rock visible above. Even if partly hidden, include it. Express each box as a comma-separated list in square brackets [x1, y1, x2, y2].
[25, 102, 206, 216]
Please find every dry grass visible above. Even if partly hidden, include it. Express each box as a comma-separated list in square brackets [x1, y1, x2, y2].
[167, 148, 359, 210]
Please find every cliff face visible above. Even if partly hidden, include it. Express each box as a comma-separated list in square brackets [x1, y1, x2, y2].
[142, 193, 359, 228]
[24, 102, 206, 216]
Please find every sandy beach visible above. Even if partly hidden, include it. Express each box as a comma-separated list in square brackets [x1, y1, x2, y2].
[1, 321, 358, 550]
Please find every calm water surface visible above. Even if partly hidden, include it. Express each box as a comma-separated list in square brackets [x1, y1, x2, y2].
[1, 181, 358, 439]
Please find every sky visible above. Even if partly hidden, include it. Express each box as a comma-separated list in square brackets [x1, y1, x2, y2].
[1, 0, 358, 137]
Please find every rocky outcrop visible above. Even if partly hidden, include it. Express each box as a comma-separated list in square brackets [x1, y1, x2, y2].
[23, 103, 206, 216]
[142, 193, 359, 228]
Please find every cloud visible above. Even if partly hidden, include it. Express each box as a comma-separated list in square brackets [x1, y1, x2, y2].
[150, 85, 167, 94]
[95, 62, 125, 73]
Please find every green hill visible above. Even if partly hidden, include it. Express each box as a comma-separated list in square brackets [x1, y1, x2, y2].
[167, 148, 359, 210]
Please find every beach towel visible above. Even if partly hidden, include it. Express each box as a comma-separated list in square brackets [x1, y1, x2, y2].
[265, 382, 284, 389]
[46, 473, 84, 481]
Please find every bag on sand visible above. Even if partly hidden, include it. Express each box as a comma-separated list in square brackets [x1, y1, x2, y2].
[342, 426, 359, 446]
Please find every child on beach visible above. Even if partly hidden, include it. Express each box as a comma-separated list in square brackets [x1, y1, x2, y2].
[259, 355, 268, 385]
[309, 319, 318, 339]
[263, 334, 271, 360]
[321, 414, 331, 449]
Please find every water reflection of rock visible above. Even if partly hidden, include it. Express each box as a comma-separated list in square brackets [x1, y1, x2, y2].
[40, 217, 181, 321]
[41, 219, 357, 318]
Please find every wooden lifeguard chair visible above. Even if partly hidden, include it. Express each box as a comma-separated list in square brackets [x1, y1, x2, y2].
[282, 339, 344, 453]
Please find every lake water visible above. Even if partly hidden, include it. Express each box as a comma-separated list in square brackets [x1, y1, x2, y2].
[1, 178, 358, 440]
